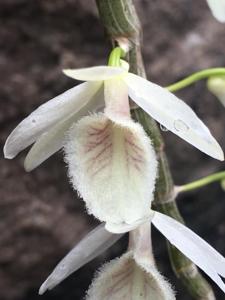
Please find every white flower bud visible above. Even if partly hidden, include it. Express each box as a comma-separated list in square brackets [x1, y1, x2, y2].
[207, 76, 225, 107]
[206, 0, 225, 22]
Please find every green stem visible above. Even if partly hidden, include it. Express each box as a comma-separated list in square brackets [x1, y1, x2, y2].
[178, 171, 225, 193]
[167, 68, 225, 92]
[96, 0, 215, 299]
[108, 46, 125, 66]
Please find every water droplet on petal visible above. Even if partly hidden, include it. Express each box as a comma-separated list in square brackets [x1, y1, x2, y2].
[160, 124, 169, 132]
[174, 119, 189, 132]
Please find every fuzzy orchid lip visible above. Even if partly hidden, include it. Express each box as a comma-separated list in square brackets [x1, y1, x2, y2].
[86, 251, 174, 300]
[64, 113, 157, 228]
[64, 75, 158, 230]
[86, 222, 175, 300]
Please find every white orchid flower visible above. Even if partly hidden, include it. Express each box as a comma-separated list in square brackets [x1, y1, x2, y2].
[207, 75, 225, 106]
[64, 70, 158, 232]
[206, 0, 225, 22]
[4, 52, 223, 232]
[39, 211, 225, 295]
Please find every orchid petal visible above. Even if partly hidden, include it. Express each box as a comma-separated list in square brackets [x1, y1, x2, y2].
[152, 211, 225, 293]
[24, 115, 75, 172]
[206, 0, 225, 22]
[4, 81, 102, 159]
[64, 114, 157, 232]
[39, 224, 122, 295]
[86, 251, 175, 300]
[124, 73, 224, 161]
[24, 87, 104, 171]
[63, 66, 126, 82]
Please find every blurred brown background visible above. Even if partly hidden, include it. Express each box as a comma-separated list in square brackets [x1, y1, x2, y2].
[1, 0, 225, 299]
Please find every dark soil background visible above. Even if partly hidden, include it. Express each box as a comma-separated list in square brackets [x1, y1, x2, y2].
[1, 0, 225, 299]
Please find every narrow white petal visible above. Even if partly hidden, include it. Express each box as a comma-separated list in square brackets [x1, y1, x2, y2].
[24, 87, 104, 171]
[86, 251, 175, 300]
[24, 116, 74, 172]
[4, 81, 102, 159]
[124, 73, 224, 161]
[153, 211, 225, 278]
[39, 224, 122, 295]
[207, 0, 225, 22]
[64, 114, 157, 230]
[152, 211, 225, 293]
[63, 66, 126, 82]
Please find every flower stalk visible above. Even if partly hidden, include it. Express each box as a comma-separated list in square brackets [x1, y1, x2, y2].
[108, 46, 125, 66]
[96, 0, 216, 298]
[167, 68, 225, 93]
[177, 170, 225, 193]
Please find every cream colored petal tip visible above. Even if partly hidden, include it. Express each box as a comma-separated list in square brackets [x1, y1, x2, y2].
[39, 224, 122, 295]
[125, 73, 224, 161]
[207, 0, 225, 22]
[63, 66, 126, 82]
